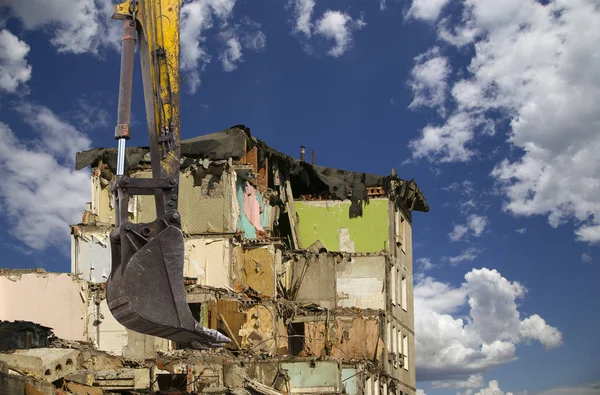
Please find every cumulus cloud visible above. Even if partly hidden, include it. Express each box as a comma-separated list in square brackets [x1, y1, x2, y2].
[0, 29, 31, 93]
[515, 228, 527, 235]
[450, 214, 488, 241]
[0, 105, 91, 251]
[0, 0, 120, 54]
[408, 47, 451, 116]
[288, 1, 365, 57]
[458, 380, 514, 395]
[180, 1, 266, 92]
[407, 0, 450, 22]
[415, 268, 562, 383]
[406, 0, 600, 243]
[290, 0, 315, 37]
[417, 257, 437, 272]
[432, 373, 484, 390]
[447, 247, 481, 265]
[315, 10, 366, 57]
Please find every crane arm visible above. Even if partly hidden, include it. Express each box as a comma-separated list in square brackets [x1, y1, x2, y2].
[106, 0, 230, 349]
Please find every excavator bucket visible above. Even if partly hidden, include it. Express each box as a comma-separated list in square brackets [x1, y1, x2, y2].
[107, 217, 231, 349]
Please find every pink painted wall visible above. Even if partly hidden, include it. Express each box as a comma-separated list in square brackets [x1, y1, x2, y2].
[0, 273, 88, 341]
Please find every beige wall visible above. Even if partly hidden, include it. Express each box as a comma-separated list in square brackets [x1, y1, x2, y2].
[0, 273, 89, 341]
[184, 237, 231, 288]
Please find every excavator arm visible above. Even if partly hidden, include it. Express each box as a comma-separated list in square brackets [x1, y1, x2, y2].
[107, 0, 230, 349]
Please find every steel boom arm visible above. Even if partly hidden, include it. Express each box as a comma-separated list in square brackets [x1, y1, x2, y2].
[106, 0, 230, 349]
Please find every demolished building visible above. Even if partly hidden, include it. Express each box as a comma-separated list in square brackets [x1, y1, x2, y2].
[0, 125, 428, 394]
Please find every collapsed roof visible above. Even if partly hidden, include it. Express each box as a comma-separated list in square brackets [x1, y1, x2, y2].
[75, 125, 429, 213]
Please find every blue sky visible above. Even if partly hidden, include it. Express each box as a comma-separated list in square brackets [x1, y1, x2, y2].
[0, 0, 599, 394]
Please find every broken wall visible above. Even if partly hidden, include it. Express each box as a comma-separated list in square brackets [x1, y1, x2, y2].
[234, 245, 280, 297]
[184, 237, 231, 288]
[292, 253, 386, 310]
[295, 199, 389, 253]
[136, 168, 236, 235]
[292, 314, 384, 362]
[0, 272, 88, 342]
[71, 226, 112, 283]
[336, 255, 386, 310]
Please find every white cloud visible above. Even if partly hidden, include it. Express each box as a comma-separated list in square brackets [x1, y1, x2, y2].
[581, 252, 592, 264]
[0, 106, 91, 251]
[432, 374, 484, 390]
[288, 2, 365, 57]
[380, 0, 387, 11]
[0, 29, 31, 93]
[417, 257, 437, 272]
[290, 0, 315, 37]
[407, 0, 450, 22]
[458, 380, 514, 395]
[406, 0, 600, 243]
[408, 47, 451, 116]
[408, 112, 479, 163]
[444, 180, 476, 197]
[447, 247, 481, 265]
[468, 215, 488, 236]
[416, 390, 427, 395]
[0, 0, 120, 54]
[449, 224, 469, 242]
[220, 35, 243, 72]
[415, 268, 562, 383]
[515, 228, 527, 235]
[450, 215, 488, 241]
[315, 10, 366, 57]
[180, 1, 266, 92]
[19, 104, 91, 162]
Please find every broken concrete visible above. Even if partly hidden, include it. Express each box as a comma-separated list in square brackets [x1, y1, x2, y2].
[0, 348, 79, 382]
[0, 321, 54, 352]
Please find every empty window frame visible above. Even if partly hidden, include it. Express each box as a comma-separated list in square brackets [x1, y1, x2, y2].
[401, 275, 407, 312]
[391, 267, 397, 305]
[403, 335, 409, 371]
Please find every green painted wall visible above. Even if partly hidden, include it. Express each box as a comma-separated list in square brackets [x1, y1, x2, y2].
[295, 199, 389, 253]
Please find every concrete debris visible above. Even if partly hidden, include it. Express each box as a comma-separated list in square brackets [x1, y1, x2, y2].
[0, 321, 55, 351]
[0, 348, 79, 383]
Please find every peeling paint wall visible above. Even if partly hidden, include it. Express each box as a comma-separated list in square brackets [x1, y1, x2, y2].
[281, 360, 341, 393]
[184, 238, 231, 288]
[90, 173, 115, 225]
[0, 273, 88, 341]
[292, 254, 386, 310]
[71, 228, 112, 283]
[336, 255, 386, 310]
[88, 299, 128, 356]
[239, 304, 287, 356]
[237, 246, 276, 297]
[301, 315, 383, 361]
[295, 199, 389, 253]
[136, 169, 235, 234]
[292, 253, 337, 309]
